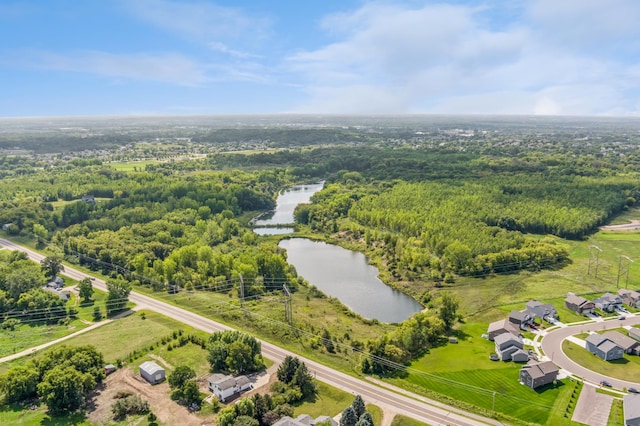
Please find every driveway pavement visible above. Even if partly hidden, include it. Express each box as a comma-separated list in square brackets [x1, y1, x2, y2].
[572, 384, 614, 426]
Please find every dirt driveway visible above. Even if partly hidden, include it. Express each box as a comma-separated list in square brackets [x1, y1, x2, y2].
[87, 368, 213, 425]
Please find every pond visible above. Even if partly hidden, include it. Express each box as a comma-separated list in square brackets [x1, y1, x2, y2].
[279, 238, 423, 323]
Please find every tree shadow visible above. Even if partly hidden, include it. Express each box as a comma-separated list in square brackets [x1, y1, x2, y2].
[40, 411, 88, 426]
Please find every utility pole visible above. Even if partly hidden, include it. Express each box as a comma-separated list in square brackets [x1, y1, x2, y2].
[587, 245, 602, 277]
[239, 274, 245, 307]
[617, 256, 633, 288]
[492, 391, 496, 413]
[283, 284, 293, 326]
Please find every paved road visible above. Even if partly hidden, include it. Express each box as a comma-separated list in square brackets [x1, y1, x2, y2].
[540, 316, 640, 389]
[0, 239, 499, 426]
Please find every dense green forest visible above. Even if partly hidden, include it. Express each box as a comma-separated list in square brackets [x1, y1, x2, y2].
[0, 118, 639, 345]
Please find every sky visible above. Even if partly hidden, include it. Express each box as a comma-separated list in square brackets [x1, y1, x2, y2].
[1, 0, 640, 117]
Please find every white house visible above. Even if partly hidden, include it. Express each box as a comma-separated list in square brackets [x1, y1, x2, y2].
[208, 374, 252, 402]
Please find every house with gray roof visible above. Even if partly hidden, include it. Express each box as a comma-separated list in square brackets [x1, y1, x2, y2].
[602, 331, 640, 355]
[624, 394, 640, 426]
[629, 327, 640, 342]
[487, 318, 519, 341]
[208, 373, 252, 402]
[494, 333, 524, 361]
[594, 292, 623, 312]
[519, 360, 559, 389]
[586, 334, 624, 361]
[565, 293, 595, 315]
[619, 289, 640, 308]
[525, 300, 558, 320]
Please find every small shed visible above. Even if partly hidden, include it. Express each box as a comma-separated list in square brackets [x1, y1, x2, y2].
[104, 364, 116, 375]
[140, 361, 165, 385]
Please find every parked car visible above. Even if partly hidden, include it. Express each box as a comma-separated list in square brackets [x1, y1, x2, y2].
[601, 381, 612, 387]
[618, 316, 626, 320]
[629, 387, 640, 393]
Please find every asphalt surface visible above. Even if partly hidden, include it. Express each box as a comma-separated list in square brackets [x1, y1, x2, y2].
[540, 315, 640, 389]
[0, 239, 499, 426]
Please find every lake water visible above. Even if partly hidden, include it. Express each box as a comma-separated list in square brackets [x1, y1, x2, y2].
[253, 181, 325, 228]
[279, 238, 423, 323]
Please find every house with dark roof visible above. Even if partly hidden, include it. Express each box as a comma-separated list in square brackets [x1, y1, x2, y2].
[494, 333, 524, 361]
[629, 327, 640, 342]
[618, 289, 640, 308]
[586, 334, 624, 361]
[624, 393, 640, 426]
[519, 360, 559, 389]
[525, 300, 558, 320]
[594, 293, 623, 312]
[508, 311, 533, 328]
[565, 293, 595, 315]
[487, 318, 519, 341]
[602, 331, 640, 355]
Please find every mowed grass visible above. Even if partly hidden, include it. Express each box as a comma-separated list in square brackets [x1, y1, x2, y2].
[0, 310, 195, 374]
[0, 318, 90, 359]
[109, 159, 160, 171]
[390, 414, 428, 426]
[366, 404, 383, 426]
[396, 323, 571, 425]
[563, 340, 640, 383]
[292, 381, 353, 418]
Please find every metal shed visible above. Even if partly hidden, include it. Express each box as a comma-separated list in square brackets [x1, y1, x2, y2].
[139, 361, 165, 385]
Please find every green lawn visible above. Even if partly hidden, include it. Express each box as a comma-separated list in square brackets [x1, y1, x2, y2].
[608, 399, 625, 426]
[390, 414, 428, 426]
[563, 341, 640, 383]
[366, 404, 383, 426]
[393, 323, 572, 425]
[0, 402, 90, 426]
[0, 318, 90, 359]
[292, 381, 353, 418]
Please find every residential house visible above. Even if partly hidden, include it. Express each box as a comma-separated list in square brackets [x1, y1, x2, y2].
[42, 287, 70, 302]
[487, 318, 519, 341]
[525, 300, 558, 321]
[273, 415, 338, 426]
[602, 331, 640, 355]
[629, 327, 640, 342]
[519, 360, 559, 389]
[46, 276, 64, 290]
[511, 349, 530, 363]
[208, 373, 252, 402]
[565, 293, 595, 315]
[139, 361, 165, 385]
[81, 195, 96, 204]
[625, 394, 640, 426]
[586, 334, 625, 361]
[594, 293, 623, 312]
[494, 332, 524, 361]
[508, 311, 533, 329]
[618, 289, 640, 308]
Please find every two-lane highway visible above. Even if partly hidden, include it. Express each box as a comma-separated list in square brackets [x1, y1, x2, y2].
[0, 239, 499, 426]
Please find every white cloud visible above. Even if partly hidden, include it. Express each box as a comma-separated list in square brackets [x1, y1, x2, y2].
[11, 51, 209, 86]
[286, 1, 640, 116]
[123, 0, 271, 49]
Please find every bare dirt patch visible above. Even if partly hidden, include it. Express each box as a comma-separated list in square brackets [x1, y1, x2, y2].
[599, 220, 640, 231]
[87, 368, 213, 425]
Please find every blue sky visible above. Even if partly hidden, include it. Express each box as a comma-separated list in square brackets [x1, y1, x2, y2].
[1, 0, 639, 117]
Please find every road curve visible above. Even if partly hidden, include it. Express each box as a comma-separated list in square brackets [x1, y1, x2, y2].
[0, 239, 499, 426]
[540, 316, 640, 389]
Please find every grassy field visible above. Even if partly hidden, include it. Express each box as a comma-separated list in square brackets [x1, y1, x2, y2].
[0, 403, 90, 426]
[292, 381, 353, 418]
[0, 310, 199, 375]
[392, 322, 573, 425]
[109, 159, 161, 171]
[563, 341, 640, 382]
